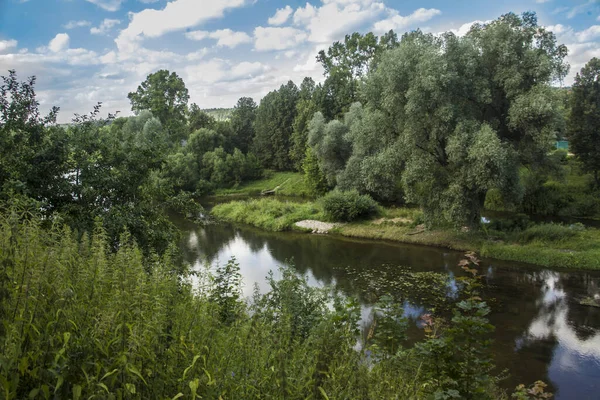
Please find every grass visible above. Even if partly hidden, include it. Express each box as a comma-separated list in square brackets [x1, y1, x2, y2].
[214, 171, 311, 197]
[211, 198, 600, 270]
[211, 198, 325, 231]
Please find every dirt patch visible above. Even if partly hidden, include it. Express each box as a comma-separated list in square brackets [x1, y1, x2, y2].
[295, 220, 342, 234]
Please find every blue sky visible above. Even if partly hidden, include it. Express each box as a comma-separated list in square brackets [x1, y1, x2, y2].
[1, 0, 600, 122]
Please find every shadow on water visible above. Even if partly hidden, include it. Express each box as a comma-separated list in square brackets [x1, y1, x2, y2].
[174, 216, 600, 399]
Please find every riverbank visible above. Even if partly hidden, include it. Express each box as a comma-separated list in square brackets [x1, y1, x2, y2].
[211, 198, 600, 270]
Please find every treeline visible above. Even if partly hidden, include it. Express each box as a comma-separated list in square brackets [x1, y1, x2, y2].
[3, 11, 598, 247]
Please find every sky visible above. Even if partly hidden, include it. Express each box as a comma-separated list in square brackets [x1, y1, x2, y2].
[1, 0, 600, 123]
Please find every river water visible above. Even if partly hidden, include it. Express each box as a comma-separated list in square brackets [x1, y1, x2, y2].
[175, 218, 600, 399]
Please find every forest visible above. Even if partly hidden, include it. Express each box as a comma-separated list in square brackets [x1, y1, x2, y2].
[0, 10, 598, 399]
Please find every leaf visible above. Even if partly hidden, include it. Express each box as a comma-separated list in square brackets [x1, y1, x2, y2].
[72, 384, 82, 400]
[97, 383, 109, 393]
[171, 394, 184, 400]
[100, 369, 119, 381]
[182, 355, 201, 381]
[55, 376, 64, 393]
[127, 365, 148, 386]
[318, 387, 330, 400]
[125, 383, 136, 394]
[28, 388, 40, 399]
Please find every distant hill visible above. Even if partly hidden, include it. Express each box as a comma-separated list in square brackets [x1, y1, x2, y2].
[203, 108, 234, 121]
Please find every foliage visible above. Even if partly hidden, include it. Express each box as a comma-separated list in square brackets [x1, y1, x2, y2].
[0, 211, 515, 399]
[0, 70, 67, 209]
[310, 12, 568, 228]
[188, 103, 216, 133]
[516, 223, 582, 243]
[290, 78, 317, 170]
[302, 147, 329, 197]
[230, 97, 257, 154]
[316, 31, 399, 119]
[253, 81, 299, 170]
[211, 198, 324, 231]
[569, 57, 600, 187]
[127, 70, 189, 142]
[214, 171, 311, 198]
[321, 190, 378, 222]
[415, 253, 497, 399]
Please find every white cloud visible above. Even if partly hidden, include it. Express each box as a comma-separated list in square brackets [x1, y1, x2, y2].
[116, 0, 248, 53]
[254, 27, 308, 51]
[63, 20, 91, 30]
[49, 33, 70, 53]
[91, 19, 121, 36]
[85, 0, 123, 12]
[209, 29, 252, 48]
[185, 31, 209, 41]
[185, 29, 252, 48]
[535, 0, 551, 3]
[0, 39, 18, 53]
[373, 7, 441, 34]
[575, 25, 600, 42]
[268, 5, 293, 26]
[293, 0, 386, 43]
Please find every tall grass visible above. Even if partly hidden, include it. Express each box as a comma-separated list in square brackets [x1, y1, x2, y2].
[211, 198, 324, 231]
[0, 210, 522, 399]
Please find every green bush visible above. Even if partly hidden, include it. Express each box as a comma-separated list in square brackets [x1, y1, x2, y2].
[321, 190, 378, 222]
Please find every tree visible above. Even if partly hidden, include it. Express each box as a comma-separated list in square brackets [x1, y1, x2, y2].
[290, 77, 317, 170]
[0, 70, 69, 209]
[311, 13, 568, 227]
[230, 97, 257, 154]
[569, 58, 600, 187]
[127, 70, 189, 141]
[316, 31, 399, 119]
[253, 81, 299, 170]
[188, 103, 216, 133]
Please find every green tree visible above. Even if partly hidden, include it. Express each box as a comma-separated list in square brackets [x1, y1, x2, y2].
[316, 31, 399, 119]
[188, 103, 216, 133]
[290, 78, 317, 170]
[0, 70, 69, 209]
[253, 81, 299, 170]
[569, 58, 600, 187]
[127, 70, 190, 141]
[230, 97, 257, 154]
[312, 13, 568, 227]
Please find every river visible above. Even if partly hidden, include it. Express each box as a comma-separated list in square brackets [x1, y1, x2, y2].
[174, 217, 600, 399]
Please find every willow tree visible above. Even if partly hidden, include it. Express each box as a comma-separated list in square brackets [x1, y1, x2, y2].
[314, 12, 568, 227]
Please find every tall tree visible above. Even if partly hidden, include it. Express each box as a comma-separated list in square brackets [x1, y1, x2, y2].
[316, 31, 399, 119]
[230, 97, 257, 154]
[128, 70, 189, 141]
[569, 58, 600, 187]
[290, 77, 317, 170]
[311, 12, 568, 227]
[253, 81, 299, 170]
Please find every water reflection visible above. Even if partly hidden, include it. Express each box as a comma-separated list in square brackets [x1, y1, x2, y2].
[176, 219, 600, 399]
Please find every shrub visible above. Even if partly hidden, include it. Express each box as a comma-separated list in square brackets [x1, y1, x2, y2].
[321, 190, 378, 222]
